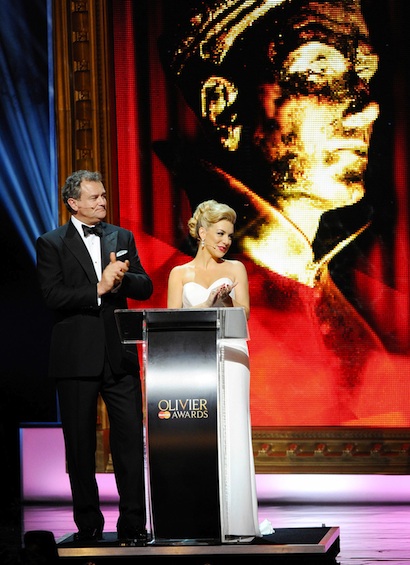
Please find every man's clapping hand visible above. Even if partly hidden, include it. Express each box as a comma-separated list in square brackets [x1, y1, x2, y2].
[97, 252, 130, 296]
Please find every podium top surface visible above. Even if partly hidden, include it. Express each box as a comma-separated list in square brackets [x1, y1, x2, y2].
[115, 308, 249, 343]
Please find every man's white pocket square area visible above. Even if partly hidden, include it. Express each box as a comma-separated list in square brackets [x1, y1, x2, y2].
[116, 250, 128, 258]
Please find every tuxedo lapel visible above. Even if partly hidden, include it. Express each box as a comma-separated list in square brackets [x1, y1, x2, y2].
[101, 226, 119, 268]
[63, 222, 99, 283]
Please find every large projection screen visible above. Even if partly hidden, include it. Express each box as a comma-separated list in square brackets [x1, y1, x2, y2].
[55, 0, 410, 473]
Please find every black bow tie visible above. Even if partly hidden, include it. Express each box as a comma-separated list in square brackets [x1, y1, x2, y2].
[82, 223, 103, 237]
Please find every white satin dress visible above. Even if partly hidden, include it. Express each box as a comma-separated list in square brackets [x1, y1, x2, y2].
[182, 277, 260, 542]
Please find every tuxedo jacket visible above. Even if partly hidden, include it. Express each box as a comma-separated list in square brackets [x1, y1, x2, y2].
[36, 220, 153, 379]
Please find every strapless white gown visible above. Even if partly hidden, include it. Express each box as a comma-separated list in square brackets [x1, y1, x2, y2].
[182, 278, 260, 542]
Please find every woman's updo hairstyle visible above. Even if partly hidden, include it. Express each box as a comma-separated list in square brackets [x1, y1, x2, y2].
[188, 199, 236, 242]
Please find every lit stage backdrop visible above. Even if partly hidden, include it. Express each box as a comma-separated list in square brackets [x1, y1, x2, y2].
[111, 0, 410, 428]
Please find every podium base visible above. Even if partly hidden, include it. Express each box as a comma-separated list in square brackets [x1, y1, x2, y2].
[56, 526, 340, 561]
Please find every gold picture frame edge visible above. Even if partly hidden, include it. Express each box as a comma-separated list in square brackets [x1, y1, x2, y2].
[252, 427, 410, 474]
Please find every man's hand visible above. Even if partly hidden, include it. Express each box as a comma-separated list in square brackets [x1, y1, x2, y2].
[97, 252, 130, 296]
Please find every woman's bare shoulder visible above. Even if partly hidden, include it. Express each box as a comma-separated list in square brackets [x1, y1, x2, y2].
[169, 261, 195, 280]
[224, 258, 247, 272]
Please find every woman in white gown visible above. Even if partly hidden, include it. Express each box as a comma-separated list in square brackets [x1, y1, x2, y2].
[167, 200, 260, 542]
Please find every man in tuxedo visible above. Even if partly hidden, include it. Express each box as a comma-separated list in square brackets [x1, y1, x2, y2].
[36, 170, 153, 544]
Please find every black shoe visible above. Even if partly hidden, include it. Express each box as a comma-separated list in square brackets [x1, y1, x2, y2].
[73, 528, 103, 543]
[117, 528, 148, 546]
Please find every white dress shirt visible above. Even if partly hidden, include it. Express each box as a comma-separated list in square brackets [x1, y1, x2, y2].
[71, 215, 102, 303]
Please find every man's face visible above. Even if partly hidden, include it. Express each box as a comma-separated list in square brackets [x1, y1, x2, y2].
[68, 180, 107, 225]
[253, 1, 379, 211]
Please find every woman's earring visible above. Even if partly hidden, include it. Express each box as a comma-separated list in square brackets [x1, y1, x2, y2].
[201, 239, 205, 249]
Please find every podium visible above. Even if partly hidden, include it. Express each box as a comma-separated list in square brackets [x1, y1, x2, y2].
[115, 308, 249, 544]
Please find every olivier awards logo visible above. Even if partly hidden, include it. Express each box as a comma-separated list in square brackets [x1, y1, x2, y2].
[157, 398, 209, 420]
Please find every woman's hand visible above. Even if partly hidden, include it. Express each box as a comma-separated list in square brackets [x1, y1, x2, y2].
[206, 282, 237, 307]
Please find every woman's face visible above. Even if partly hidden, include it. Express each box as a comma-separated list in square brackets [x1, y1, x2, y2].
[202, 220, 234, 256]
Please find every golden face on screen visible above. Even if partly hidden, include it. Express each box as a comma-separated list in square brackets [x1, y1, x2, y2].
[193, 1, 380, 211]
[255, 41, 379, 210]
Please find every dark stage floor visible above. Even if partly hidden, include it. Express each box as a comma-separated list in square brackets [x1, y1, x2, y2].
[1, 501, 408, 564]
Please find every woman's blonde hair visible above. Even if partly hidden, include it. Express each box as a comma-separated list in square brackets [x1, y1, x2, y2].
[188, 199, 236, 241]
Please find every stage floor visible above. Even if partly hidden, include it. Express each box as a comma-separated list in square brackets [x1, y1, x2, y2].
[55, 526, 340, 562]
[19, 502, 410, 564]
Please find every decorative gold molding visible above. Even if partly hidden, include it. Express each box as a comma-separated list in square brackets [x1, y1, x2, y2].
[252, 427, 410, 474]
[53, 0, 116, 225]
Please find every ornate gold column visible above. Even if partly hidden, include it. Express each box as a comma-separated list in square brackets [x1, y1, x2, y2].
[53, 0, 117, 225]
